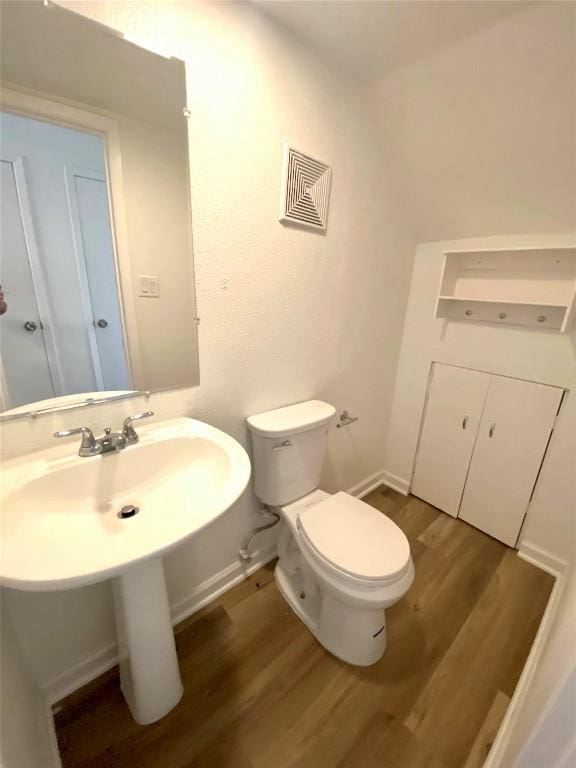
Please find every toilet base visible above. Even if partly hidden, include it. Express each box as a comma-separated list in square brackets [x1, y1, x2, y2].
[275, 560, 387, 666]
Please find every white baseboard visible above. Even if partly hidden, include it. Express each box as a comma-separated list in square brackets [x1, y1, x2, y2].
[44, 642, 117, 708]
[483, 569, 566, 768]
[347, 469, 386, 499]
[380, 469, 410, 496]
[517, 541, 568, 578]
[43, 545, 277, 706]
[170, 544, 277, 626]
[36, 689, 63, 768]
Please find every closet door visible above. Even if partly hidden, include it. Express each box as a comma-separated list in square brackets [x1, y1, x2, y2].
[459, 377, 563, 546]
[412, 364, 490, 517]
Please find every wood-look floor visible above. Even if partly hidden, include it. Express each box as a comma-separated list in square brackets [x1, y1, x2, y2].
[55, 487, 554, 768]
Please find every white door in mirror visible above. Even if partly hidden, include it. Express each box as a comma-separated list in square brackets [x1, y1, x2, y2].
[0, 158, 56, 406]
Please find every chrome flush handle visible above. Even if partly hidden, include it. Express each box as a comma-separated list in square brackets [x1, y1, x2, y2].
[273, 440, 293, 451]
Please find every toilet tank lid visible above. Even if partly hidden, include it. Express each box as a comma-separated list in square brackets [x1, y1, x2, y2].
[247, 400, 336, 438]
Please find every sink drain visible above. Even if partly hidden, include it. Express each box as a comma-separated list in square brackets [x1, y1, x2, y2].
[118, 504, 139, 519]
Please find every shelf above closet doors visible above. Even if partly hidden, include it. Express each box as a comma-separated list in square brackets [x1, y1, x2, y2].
[435, 247, 576, 332]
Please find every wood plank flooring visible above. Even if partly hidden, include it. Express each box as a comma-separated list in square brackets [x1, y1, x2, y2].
[54, 487, 554, 768]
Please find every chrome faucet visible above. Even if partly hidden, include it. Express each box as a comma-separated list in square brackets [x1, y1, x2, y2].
[54, 411, 154, 457]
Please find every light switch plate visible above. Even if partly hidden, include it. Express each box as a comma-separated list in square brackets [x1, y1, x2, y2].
[138, 275, 159, 298]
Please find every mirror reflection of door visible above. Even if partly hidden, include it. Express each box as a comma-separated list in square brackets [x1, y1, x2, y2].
[0, 158, 56, 407]
[67, 169, 130, 391]
[0, 112, 130, 409]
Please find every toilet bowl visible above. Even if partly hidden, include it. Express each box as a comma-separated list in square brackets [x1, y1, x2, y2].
[247, 400, 414, 666]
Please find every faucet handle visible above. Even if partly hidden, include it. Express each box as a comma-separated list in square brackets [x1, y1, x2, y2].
[53, 426, 96, 456]
[122, 411, 154, 443]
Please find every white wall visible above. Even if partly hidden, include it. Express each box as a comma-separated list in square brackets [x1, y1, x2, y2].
[383, 234, 576, 566]
[513, 608, 576, 767]
[0, 616, 54, 768]
[372, 2, 576, 242]
[1, 0, 414, 694]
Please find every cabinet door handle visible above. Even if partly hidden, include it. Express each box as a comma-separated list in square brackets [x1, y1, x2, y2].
[489, 423, 496, 438]
[462, 415, 469, 430]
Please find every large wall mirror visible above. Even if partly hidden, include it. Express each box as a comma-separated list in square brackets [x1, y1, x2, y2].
[0, 0, 199, 419]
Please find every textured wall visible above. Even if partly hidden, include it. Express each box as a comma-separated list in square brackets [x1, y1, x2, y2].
[372, 2, 576, 242]
[1, 0, 414, 689]
[0, 619, 53, 767]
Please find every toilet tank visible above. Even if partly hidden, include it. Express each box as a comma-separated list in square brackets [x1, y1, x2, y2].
[247, 400, 336, 506]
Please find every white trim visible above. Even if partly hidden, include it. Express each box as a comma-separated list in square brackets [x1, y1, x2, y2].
[42, 545, 277, 705]
[381, 470, 410, 495]
[0, 361, 9, 411]
[434, 251, 449, 320]
[35, 689, 63, 768]
[517, 541, 569, 578]
[0, 86, 145, 389]
[483, 570, 566, 768]
[170, 544, 277, 625]
[44, 644, 117, 710]
[346, 469, 386, 499]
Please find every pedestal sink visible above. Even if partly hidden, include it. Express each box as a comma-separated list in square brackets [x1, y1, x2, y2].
[0, 417, 251, 724]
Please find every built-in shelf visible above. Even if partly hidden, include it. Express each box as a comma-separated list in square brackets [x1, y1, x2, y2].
[435, 247, 576, 332]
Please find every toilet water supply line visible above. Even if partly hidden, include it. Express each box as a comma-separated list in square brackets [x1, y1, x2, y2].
[238, 507, 280, 563]
[238, 410, 359, 562]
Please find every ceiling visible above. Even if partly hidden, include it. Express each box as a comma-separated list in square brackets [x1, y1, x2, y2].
[256, 1, 535, 81]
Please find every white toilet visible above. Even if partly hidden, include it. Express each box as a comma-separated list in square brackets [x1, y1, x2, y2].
[247, 399, 414, 666]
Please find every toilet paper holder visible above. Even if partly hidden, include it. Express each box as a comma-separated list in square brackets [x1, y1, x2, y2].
[336, 410, 359, 428]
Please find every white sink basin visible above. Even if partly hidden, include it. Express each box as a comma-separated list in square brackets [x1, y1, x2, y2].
[0, 416, 251, 724]
[1, 417, 250, 590]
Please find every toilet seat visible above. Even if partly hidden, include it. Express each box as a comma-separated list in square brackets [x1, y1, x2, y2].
[297, 492, 411, 584]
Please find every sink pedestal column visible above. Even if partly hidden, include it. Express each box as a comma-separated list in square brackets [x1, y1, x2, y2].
[113, 558, 183, 724]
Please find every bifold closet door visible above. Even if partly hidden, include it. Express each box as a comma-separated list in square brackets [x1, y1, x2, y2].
[459, 377, 563, 546]
[411, 364, 490, 517]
